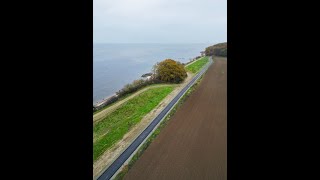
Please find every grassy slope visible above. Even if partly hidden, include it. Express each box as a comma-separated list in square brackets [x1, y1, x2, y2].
[93, 85, 174, 161]
[93, 84, 171, 117]
[186, 56, 209, 73]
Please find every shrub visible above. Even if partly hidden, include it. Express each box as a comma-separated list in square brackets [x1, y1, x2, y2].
[153, 59, 187, 83]
[116, 78, 162, 97]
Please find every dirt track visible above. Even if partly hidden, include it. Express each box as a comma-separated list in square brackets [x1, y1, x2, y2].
[124, 56, 227, 180]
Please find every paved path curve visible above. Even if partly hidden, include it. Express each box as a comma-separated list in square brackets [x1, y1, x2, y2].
[97, 57, 213, 180]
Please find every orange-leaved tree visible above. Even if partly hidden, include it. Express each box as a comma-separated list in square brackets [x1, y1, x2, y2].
[153, 59, 187, 83]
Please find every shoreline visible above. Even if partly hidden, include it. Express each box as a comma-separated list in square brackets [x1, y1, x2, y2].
[93, 55, 205, 108]
[94, 93, 117, 107]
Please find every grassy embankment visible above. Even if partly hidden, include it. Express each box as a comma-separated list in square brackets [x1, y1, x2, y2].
[114, 72, 207, 180]
[185, 56, 209, 74]
[93, 84, 166, 115]
[93, 85, 174, 161]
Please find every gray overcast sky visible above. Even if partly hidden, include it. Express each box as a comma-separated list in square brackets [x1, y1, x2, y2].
[94, 0, 227, 44]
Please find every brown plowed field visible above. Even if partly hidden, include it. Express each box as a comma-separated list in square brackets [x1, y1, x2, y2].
[124, 56, 227, 180]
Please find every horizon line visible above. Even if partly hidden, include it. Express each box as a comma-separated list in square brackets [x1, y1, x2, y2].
[93, 42, 219, 44]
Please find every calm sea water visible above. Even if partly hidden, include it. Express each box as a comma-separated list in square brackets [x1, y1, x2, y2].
[93, 43, 211, 105]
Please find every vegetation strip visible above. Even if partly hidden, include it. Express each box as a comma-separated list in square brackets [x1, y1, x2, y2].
[93, 86, 174, 161]
[185, 56, 209, 73]
[93, 84, 173, 123]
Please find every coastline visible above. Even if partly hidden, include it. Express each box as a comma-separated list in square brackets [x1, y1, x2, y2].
[93, 55, 205, 109]
[93, 43, 211, 105]
[94, 93, 117, 107]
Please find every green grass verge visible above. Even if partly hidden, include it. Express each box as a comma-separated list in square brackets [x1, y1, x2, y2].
[185, 56, 209, 74]
[93, 85, 174, 162]
[113, 73, 206, 180]
[93, 84, 169, 115]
